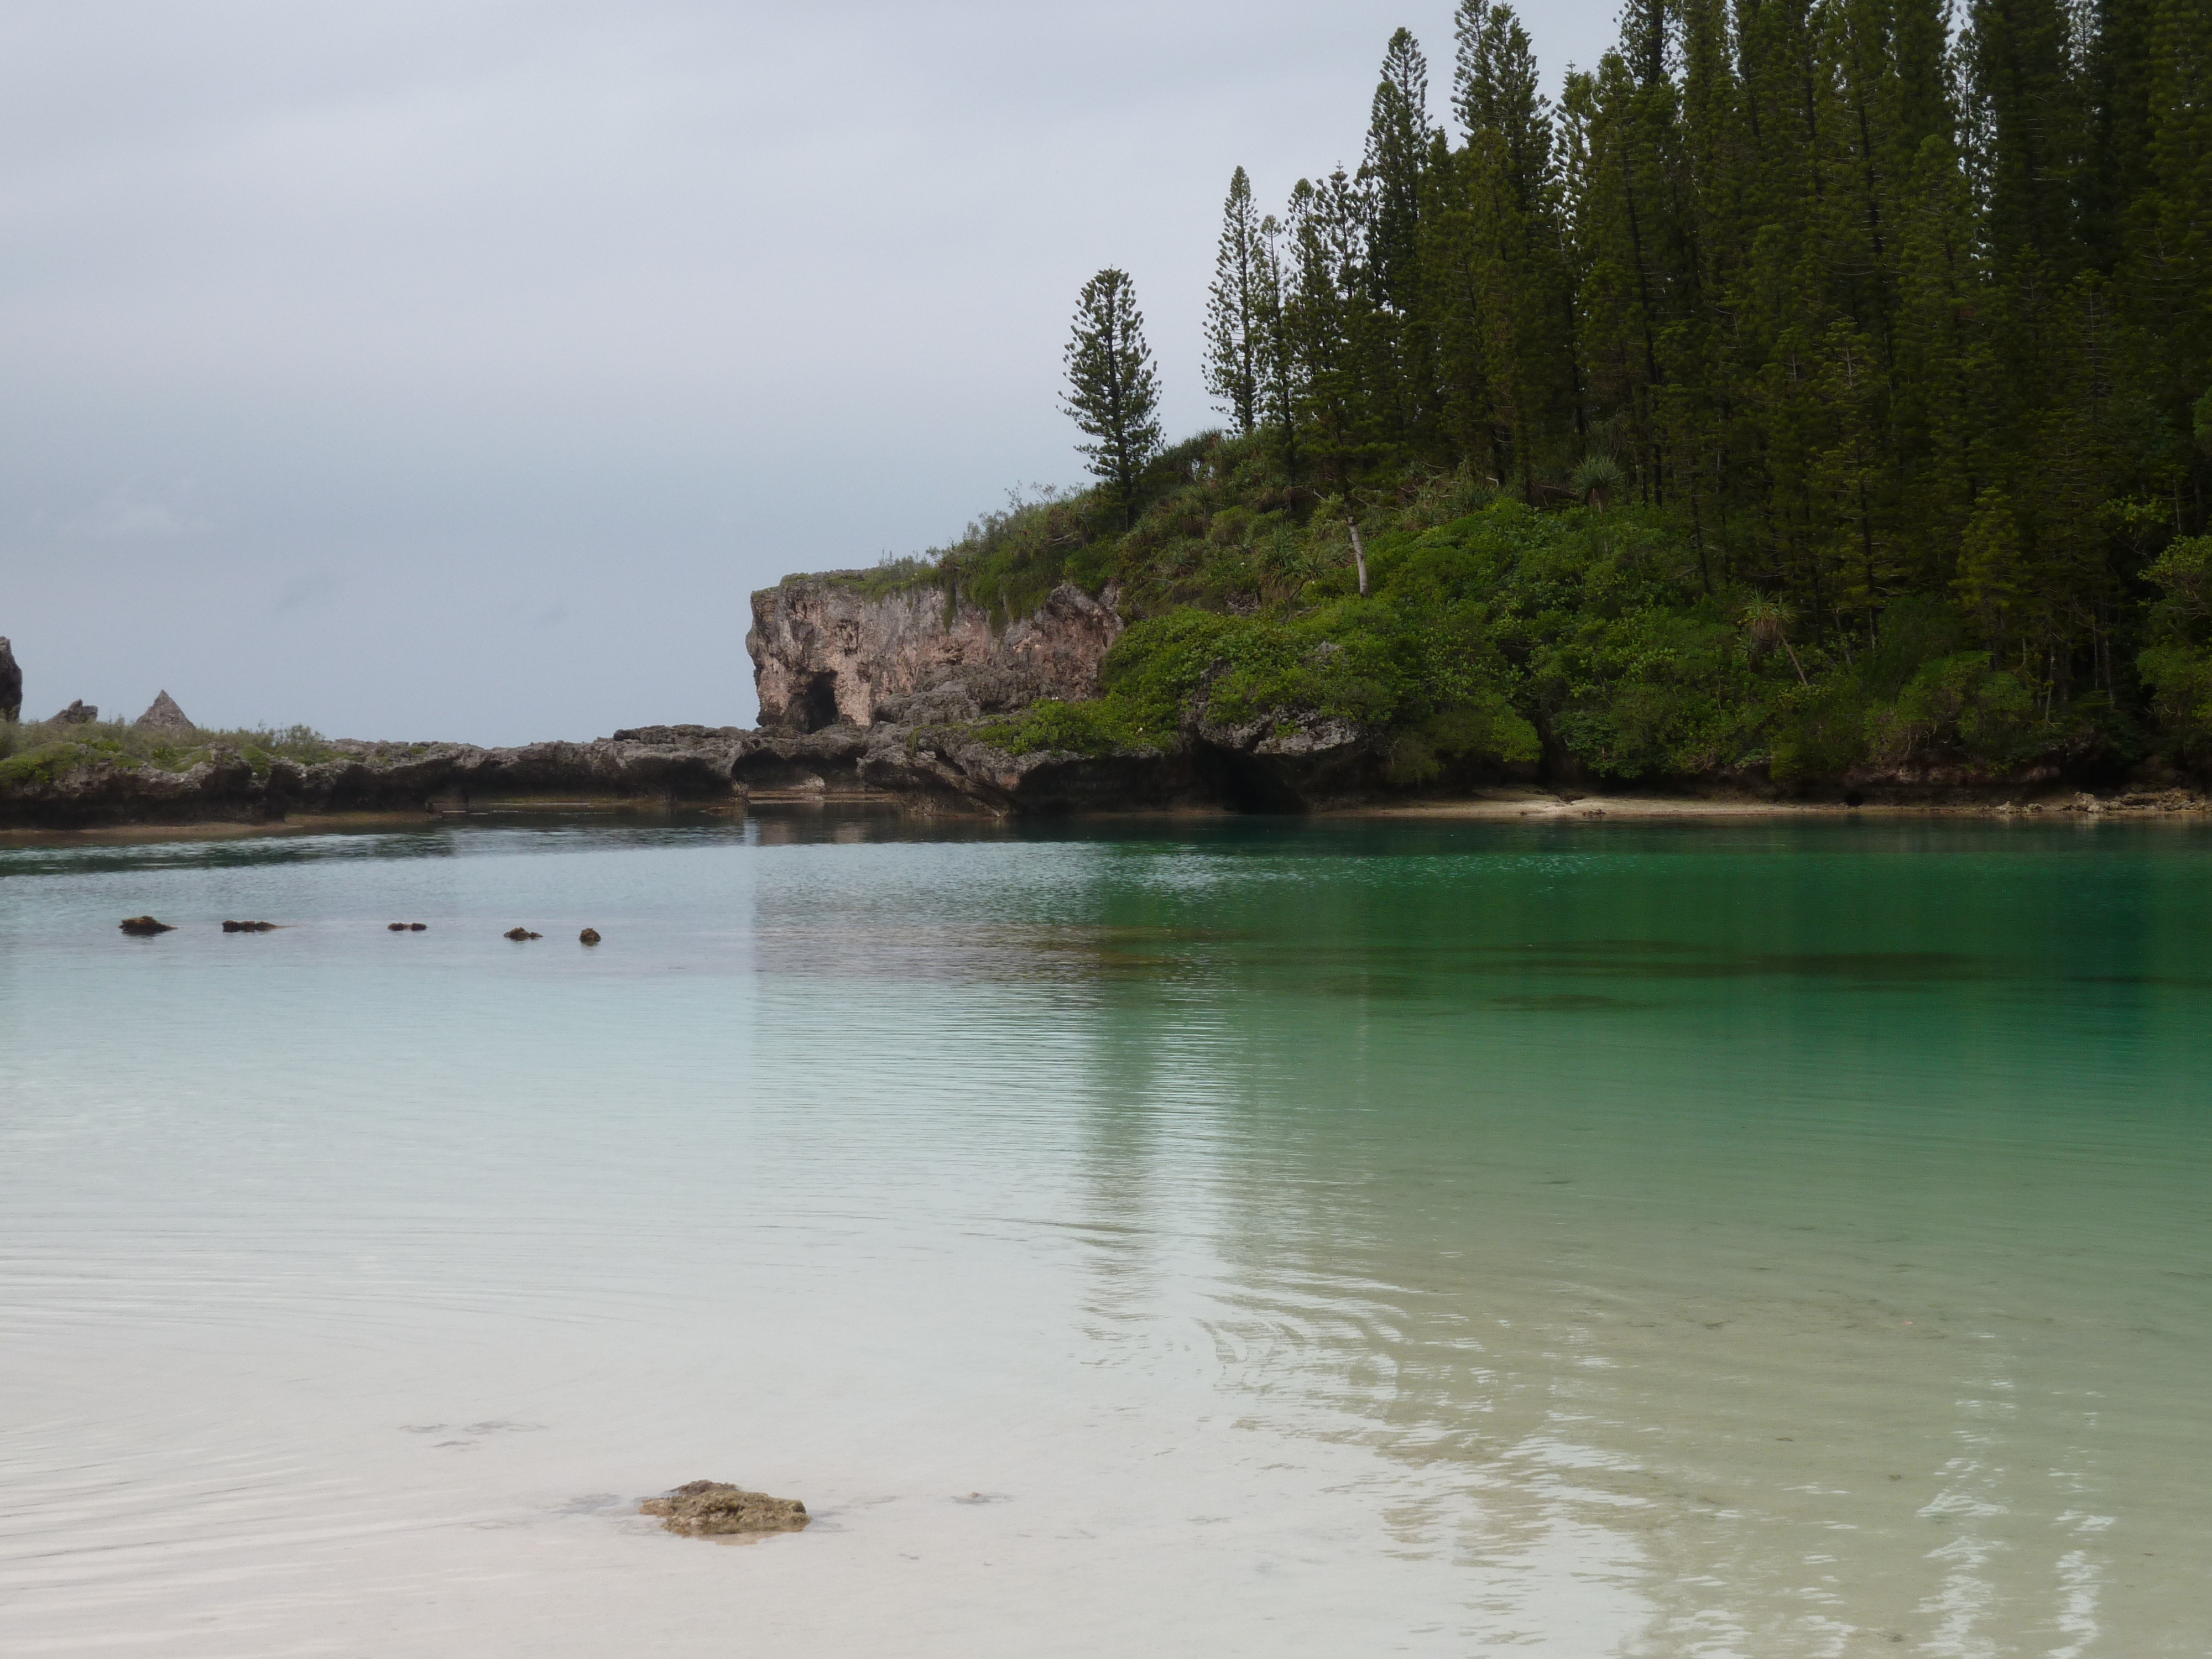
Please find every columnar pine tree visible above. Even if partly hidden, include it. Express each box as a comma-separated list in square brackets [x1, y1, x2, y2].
[1062, 268, 1162, 529]
[1253, 213, 1304, 479]
[1204, 168, 1265, 435]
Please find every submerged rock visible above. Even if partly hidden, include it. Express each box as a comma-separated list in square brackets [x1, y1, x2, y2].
[221, 920, 278, 932]
[641, 1480, 809, 1537]
[503, 927, 541, 941]
[118, 915, 175, 935]
[133, 691, 195, 735]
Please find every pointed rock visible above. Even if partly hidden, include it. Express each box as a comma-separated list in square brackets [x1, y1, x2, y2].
[133, 691, 195, 735]
[51, 699, 97, 725]
[0, 637, 20, 722]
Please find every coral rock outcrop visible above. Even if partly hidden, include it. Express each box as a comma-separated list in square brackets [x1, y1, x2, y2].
[641, 1480, 810, 1537]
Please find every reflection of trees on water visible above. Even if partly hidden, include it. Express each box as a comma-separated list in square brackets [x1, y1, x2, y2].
[743, 825, 2209, 1652]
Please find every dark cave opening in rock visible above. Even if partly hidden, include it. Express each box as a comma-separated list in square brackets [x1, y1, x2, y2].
[799, 671, 842, 733]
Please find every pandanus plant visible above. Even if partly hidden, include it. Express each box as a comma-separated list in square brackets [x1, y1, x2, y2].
[1569, 453, 1623, 511]
[1741, 596, 1808, 684]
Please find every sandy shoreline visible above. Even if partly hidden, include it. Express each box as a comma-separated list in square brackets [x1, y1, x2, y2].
[3, 786, 2206, 848]
[1344, 785, 2212, 821]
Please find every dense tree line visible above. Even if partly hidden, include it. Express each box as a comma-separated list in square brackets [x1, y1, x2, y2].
[1190, 0, 2212, 714]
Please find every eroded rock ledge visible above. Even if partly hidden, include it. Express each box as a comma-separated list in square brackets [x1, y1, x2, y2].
[0, 730, 755, 829]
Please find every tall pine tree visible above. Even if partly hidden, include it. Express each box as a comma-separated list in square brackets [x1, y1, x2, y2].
[1204, 168, 1265, 435]
[1062, 269, 1162, 528]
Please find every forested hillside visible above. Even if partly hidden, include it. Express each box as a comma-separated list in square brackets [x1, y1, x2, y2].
[914, 0, 2212, 790]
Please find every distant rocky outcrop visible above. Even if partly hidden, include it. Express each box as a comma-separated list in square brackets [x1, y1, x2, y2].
[641, 1480, 809, 1537]
[133, 691, 195, 734]
[51, 700, 97, 724]
[0, 637, 20, 723]
[749, 575, 1123, 733]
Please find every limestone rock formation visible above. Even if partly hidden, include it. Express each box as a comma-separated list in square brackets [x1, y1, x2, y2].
[133, 691, 195, 734]
[51, 700, 97, 724]
[0, 637, 20, 723]
[641, 1480, 809, 1537]
[749, 576, 1123, 734]
[731, 574, 1417, 812]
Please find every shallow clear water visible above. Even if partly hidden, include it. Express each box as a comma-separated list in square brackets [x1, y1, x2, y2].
[2, 812, 2207, 1657]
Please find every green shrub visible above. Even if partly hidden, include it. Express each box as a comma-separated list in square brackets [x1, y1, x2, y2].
[977, 698, 1155, 757]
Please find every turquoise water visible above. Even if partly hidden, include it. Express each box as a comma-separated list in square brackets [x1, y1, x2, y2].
[2, 813, 2207, 1657]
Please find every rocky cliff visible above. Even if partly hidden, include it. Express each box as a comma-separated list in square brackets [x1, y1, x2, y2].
[728, 575, 1396, 813]
[749, 575, 1122, 732]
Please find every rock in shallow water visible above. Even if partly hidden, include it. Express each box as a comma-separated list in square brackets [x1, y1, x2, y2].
[578, 927, 601, 945]
[641, 1480, 809, 1537]
[118, 916, 174, 935]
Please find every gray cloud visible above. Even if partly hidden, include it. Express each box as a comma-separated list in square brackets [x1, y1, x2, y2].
[0, 0, 1618, 742]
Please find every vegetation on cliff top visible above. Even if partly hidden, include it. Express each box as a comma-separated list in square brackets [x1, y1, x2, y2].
[0, 719, 341, 789]
[921, 0, 2209, 787]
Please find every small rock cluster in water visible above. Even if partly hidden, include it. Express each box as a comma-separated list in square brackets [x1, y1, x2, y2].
[641, 1480, 809, 1537]
[120, 916, 606, 942]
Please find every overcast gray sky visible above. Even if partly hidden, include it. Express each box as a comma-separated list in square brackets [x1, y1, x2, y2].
[1, 1, 1618, 741]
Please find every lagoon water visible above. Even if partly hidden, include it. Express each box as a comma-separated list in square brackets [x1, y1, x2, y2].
[2, 813, 2208, 1657]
